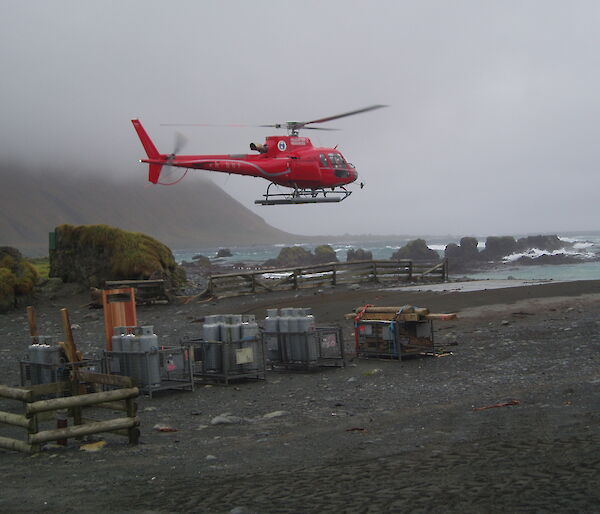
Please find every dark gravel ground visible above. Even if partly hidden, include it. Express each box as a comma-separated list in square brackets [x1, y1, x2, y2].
[0, 280, 599, 513]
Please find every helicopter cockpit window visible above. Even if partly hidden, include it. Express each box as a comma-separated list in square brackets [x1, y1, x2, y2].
[319, 153, 328, 167]
[328, 153, 346, 169]
[329, 153, 350, 177]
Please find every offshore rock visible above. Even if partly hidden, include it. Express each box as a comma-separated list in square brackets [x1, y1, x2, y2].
[391, 239, 439, 261]
[516, 235, 572, 252]
[446, 234, 578, 272]
[264, 246, 314, 267]
[313, 245, 338, 264]
[445, 237, 481, 271]
[191, 254, 211, 267]
[479, 236, 520, 261]
[480, 234, 573, 261]
[346, 248, 373, 262]
[264, 245, 338, 267]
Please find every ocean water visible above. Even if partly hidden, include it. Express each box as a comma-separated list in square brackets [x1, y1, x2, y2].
[172, 233, 600, 282]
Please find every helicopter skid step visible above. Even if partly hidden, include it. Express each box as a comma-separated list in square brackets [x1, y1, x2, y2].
[255, 187, 351, 206]
[256, 196, 345, 205]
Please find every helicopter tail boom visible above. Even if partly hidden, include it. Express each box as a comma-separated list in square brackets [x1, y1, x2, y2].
[132, 119, 165, 183]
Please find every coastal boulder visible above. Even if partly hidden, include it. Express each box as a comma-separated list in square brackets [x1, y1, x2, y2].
[445, 237, 481, 271]
[313, 245, 338, 264]
[391, 239, 439, 261]
[49, 224, 186, 290]
[263, 246, 314, 267]
[480, 236, 519, 261]
[216, 248, 232, 258]
[347, 248, 373, 262]
[191, 254, 211, 267]
[516, 235, 570, 252]
[0, 246, 38, 312]
[263, 245, 338, 267]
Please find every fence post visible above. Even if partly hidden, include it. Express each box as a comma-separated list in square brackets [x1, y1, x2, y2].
[28, 413, 40, 454]
[126, 398, 139, 444]
[408, 261, 413, 282]
[250, 273, 256, 293]
[371, 262, 378, 283]
[332, 265, 337, 286]
[293, 269, 300, 290]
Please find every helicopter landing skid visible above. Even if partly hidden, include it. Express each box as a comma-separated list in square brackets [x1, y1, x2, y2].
[255, 185, 351, 206]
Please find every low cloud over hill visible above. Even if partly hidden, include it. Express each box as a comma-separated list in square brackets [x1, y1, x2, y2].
[0, 163, 295, 254]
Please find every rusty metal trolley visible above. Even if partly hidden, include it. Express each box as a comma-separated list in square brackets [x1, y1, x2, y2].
[355, 318, 435, 359]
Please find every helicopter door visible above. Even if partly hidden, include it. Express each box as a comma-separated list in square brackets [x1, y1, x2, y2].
[290, 157, 321, 186]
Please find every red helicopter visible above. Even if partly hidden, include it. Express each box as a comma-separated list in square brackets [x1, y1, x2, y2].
[132, 105, 386, 205]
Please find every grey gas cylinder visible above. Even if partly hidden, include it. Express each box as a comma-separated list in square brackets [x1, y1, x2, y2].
[134, 326, 161, 387]
[204, 341, 223, 371]
[264, 310, 280, 362]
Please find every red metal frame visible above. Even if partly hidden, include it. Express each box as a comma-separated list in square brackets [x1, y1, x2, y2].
[102, 288, 137, 351]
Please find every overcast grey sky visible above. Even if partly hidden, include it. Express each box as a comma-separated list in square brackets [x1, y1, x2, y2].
[1, 1, 599, 237]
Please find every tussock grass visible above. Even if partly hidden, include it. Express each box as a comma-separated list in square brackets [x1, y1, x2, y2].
[0, 247, 39, 311]
[51, 224, 185, 288]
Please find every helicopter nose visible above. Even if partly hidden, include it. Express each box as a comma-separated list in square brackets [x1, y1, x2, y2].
[351, 168, 358, 181]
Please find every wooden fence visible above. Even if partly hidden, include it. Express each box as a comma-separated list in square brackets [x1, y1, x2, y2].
[0, 372, 139, 454]
[203, 259, 448, 299]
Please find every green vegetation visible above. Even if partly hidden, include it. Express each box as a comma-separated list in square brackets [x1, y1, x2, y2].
[27, 256, 50, 279]
[313, 245, 338, 264]
[0, 247, 39, 312]
[51, 224, 186, 288]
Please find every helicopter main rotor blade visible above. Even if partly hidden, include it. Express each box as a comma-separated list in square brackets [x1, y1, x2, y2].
[304, 104, 388, 126]
[160, 122, 258, 128]
[297, 126, 340, 131]
[161, 105, 387, 135]
[258, 125, 339, 131]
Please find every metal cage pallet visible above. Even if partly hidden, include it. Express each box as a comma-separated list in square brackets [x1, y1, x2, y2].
[20, 359, 100, 388]
[184, 338, 267, 385]
[102, 345, 194, 398]
[264, 326, 345, 371]
[356, 319, 435, 360]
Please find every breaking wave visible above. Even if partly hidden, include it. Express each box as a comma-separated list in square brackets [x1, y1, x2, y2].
[503, 247, 597, 263]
